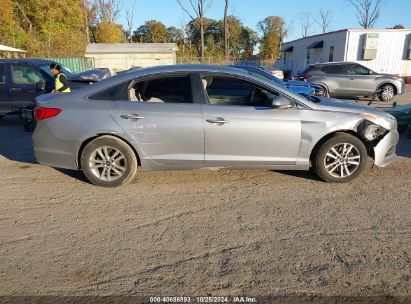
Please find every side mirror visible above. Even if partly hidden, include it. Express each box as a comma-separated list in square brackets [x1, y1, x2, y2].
[36, 81, 46, 91]
[272, 96, 293, 109]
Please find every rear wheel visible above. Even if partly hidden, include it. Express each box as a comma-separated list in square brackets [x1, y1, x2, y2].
[378, 84, 395, 101]
[80, 136, 138, 187]
[313, 134, 368, 183]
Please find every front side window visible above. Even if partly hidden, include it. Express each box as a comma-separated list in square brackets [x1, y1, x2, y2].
[0, 65, 7, 83]
[39, 64, 74, 78]
[11, 65, 43, 84]
[203, 76, 277, 107]
[130, 76, 193, 103]
[346, 64, 371, 75]
[321, 65, 345, 75]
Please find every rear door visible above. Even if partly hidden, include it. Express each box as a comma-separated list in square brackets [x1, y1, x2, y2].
[0, 63, 12, 114]
[10, 64, 45, 109]
[320, 64, 348, 97]
[111, 74, 205, 166]
[200, 75, 301, 167]
[345, 63, 377, 96]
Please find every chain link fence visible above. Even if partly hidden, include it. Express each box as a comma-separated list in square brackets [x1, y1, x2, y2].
[176, 57, 277, 68]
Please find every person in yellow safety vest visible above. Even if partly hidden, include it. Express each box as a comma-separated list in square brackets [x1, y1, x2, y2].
[49, 63, 71, 93]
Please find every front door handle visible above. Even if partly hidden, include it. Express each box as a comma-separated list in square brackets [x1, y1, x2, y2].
[206, 118, 230, 124]
[120, 113, 145, 120]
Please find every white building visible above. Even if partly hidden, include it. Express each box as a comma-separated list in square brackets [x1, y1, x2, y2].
[276, 29, 411, 80]
[85, 43, 178, 72]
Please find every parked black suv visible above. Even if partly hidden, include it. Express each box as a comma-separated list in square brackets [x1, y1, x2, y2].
[0, 59, 92, 118]
[295, 62, 405, 101]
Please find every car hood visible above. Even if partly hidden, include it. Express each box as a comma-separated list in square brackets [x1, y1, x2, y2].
[311, 97, 397, 129]
[284, 79, 315, 87]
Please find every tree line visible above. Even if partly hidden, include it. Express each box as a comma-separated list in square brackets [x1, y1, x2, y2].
[0, 0, 392, 59]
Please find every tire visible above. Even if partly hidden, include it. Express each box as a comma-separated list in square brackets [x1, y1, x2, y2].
[378, 84, 395, 102]
[80, 136, 138, 187]
[24, 121, 36, 132]
[397, 124, 408, 134]
[313, 134, 368, 183]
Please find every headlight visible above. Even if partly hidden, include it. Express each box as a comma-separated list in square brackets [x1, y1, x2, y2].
[362, 123, 387, 141]
[360, 114, 389, 141]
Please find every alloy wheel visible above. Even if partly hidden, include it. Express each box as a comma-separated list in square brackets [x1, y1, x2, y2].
[382, 86, 394, 100]
[89, 146, 127, 181]
[324, 143, 361, 178]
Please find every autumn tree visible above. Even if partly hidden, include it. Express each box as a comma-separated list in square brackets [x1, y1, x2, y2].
[258, 16, 287, 59]
[175, 0, 214, 59]
[132, 20, 168, 43]
[97, 20, 124, 43]
[240, 27, 258, 59]
[0, 0, 28, 48]
[14, 0, 87, 56]
[89, 0, 125, 43]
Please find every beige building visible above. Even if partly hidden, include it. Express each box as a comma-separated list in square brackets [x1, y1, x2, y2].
[85, 43, 178, 72]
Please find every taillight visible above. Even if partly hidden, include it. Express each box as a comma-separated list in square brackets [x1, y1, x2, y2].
[303, 73, 311, 79]
[34, 107, 62, 121]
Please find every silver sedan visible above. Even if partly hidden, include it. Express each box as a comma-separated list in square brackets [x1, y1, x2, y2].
[32, 65, 399, 187]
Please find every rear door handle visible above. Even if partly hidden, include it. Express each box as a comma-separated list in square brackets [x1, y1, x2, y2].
[10, 88, 21, 92]
[206, 118, 230, 124]
[120, 113, 145, 120]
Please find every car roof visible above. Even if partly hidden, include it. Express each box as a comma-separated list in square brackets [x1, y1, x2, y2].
[0, 58, 55, 65]
[309, 61, 357, 66]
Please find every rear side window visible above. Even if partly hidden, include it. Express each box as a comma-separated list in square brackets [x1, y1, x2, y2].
[11, 65, 43, 84]
[0, 65, 7, 83]
[303, 66, 321, 73]
[130, 76, 193, 103]
[89, 81, 131, 101]
[321, 65, 346, 74]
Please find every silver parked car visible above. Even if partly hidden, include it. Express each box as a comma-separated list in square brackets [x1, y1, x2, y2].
[298, 62, 405, 101]
[32, 65, 399, 187]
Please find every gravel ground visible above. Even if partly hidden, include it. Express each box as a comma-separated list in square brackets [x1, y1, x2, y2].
[0, 93, 410, 302]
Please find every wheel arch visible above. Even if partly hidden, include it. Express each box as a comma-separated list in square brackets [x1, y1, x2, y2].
[377, 81, 398, 95]
[309, 130, 374, 163]
[77, 133, 141, 169]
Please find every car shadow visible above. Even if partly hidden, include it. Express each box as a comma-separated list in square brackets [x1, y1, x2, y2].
[274, 169, 324, 182]
[397, 133, 411, 158]
[0, 115, 36, 164]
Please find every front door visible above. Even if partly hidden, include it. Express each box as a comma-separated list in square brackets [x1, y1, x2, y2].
[111, 74, 205, 166]
[345, 63, 377, 96]
[10, 64, 45, 110]
[201, 75, 301, 167]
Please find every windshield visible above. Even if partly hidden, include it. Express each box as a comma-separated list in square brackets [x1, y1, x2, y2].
[39, 64, 74, 78]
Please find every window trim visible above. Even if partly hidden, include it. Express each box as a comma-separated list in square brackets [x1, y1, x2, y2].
[127, 73, 198, 104]
[87, 72, 200, 104]
[0, 64, 8, 84]
[10, 64, 44, 85]
[197, 72, 299, 109]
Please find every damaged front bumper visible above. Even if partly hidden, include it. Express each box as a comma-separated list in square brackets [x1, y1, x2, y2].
[373, 129, 399, 167]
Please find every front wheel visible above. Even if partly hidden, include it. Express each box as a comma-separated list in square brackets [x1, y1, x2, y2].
[378, 84, 395, 102]
[313, 134, 368, 183]
[80, 136, 138, 187]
